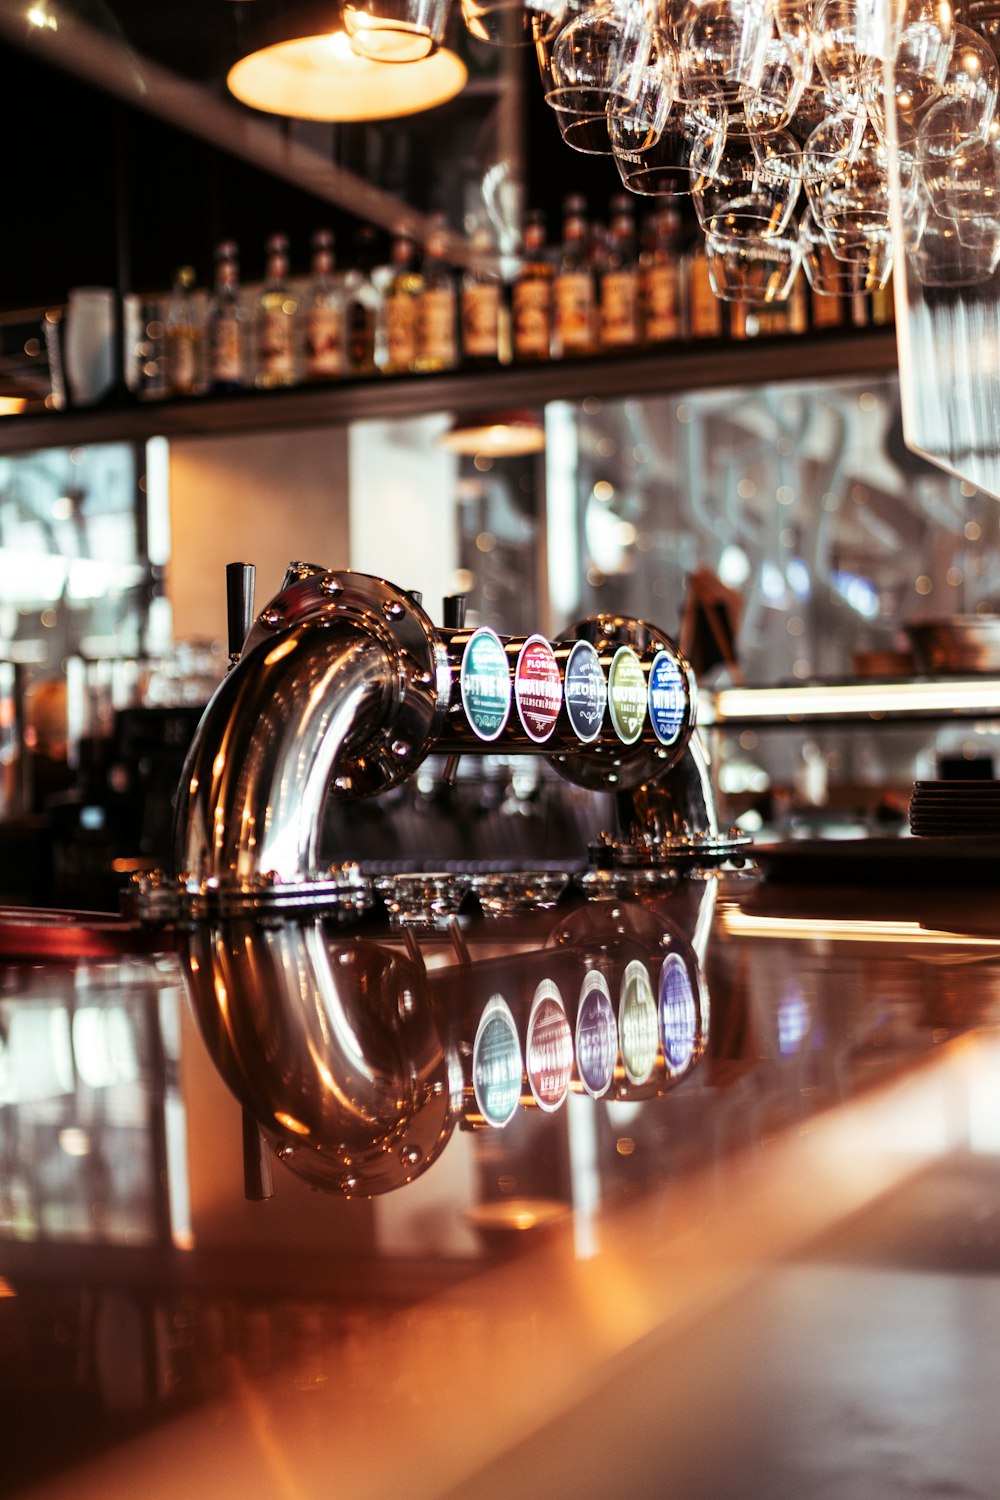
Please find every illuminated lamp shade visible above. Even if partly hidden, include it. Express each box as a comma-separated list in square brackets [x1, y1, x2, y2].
[227, 15, 467, 120]
[440, 409, 546, 456]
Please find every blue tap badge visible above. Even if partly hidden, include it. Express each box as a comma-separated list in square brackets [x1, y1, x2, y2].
[648, 649, 687, 746]
[658, 951, 697, 1074]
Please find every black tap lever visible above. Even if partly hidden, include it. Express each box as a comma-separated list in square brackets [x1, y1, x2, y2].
[226, 561, 257, 669]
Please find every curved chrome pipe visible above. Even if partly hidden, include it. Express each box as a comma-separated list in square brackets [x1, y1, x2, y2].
[181, 917, 461, 1195]
[173, 621, 396, 885]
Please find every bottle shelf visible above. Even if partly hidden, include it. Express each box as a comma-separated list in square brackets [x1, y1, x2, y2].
[0, 326, 898, 455]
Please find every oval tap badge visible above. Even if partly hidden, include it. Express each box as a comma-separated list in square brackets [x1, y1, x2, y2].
[575, 970, 617, 1098]
[473, 995, 522, 1128]
[564, 638, 607, 743]
[608, 646, 647, 745]
[659, 951, 698, 1075]
[619, 960, 658, 1085]
[515, 635, 562, 743]
[460, 627, 511, 742]
[648, 649, 688, 746]
[526, 979, 573, 1111]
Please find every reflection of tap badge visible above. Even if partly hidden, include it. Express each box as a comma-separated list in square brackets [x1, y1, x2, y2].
[658, 952, 697, 1074]
[619, 959, 658, 1084]
[526, 979, 573, 1111]
[515, 635, 563, 743]
[648, 650, 687, 747]
[608, 646, 647, 745]
[564, 639, 607, 743]
[575, 970, 617, 1098]
[461, 628, 512, 742]
[473, 994, 522, 1127]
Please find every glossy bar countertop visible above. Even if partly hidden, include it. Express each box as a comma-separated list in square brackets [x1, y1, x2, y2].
[3, 865, 1000, 1499]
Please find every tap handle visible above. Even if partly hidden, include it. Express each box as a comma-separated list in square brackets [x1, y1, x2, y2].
[442, 594, 466, 629]
[226, 561, 256, 662]
[242, 1106, 274, 1201]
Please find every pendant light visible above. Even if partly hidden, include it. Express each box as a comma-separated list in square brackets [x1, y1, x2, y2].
[226, 0, 467, 121]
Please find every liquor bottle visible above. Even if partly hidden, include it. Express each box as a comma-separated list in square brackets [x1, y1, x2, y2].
[205, 240, 245, 394]
[303, 228, 344, 382]
[461, 224, 503, 366]
[870, 268, 895, 326]
[165, 265, 202, 397]
[343, 223, 381, 376]
[553, 193, 597, 357]
[686, 239, 724, 339]
[639, 209, 683, 346]
[255, 232, 298, 388]
[380, 229, 422, 374]
[808, 241, 846, 330]
[511, 209, 553, 362]
[599, 194, 640, 350]
[415, 215, 458, 372]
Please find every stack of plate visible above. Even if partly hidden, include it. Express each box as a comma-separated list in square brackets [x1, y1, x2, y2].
[905, 618, 1000, 674]
[909, 780, 1000, 837]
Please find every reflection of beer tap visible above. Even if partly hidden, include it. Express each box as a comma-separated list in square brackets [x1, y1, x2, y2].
[174, 893, 712, 1195]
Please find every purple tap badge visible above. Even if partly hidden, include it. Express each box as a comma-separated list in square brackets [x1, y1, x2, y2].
[473, 994, 522, 1127]
[515, 635, 562, 743]
[526, 979, 573, 1111]
[575, 970, 617, 1098]
[658, 951, 697, 1074]
[619, 960, 658, 1084]
[564, 638, 607, 743]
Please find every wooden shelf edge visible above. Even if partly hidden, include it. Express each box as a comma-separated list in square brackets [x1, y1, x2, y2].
[0, 328, 899, 455]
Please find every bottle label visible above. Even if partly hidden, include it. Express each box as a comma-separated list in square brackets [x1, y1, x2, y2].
[460, 628, 511, 741]
[512, 279, 552, 357]
[305, 305, 342, 377]
[416, 287, 456, 364]
[600, 270, 639, 346]
[689, 256, 723, 338]
[168, 332, 199, 395]
[563, 639, 606, 742]
[575, 972, 616, 1098]
[259, 308, 295, 378]
[209, 314, 241, 385]
[385, 293, 417, 369]
[642, 263, 681, 342]
[514, 635, 562, 742]
[346, 299, 376, 369]
[648, 649, 687, 746]
[659, 952, 697, 1074]
[608, 646, 647, 744]
[554, 272, 595, 352]
[461, 281, 500, 358]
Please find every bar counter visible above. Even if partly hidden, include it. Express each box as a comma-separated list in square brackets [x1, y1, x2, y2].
[2, 860, 1000, 1499]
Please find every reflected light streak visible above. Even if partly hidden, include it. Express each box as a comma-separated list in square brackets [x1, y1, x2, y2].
[711, 679, 1000, 720]
[722, 910, 1000, 947]
[264, 638, 298, 668]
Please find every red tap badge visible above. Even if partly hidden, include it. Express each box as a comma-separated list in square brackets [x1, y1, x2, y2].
[515, 634, 562, 742]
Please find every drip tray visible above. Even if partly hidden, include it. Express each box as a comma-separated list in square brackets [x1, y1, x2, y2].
[753, 836, 1000, 884]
